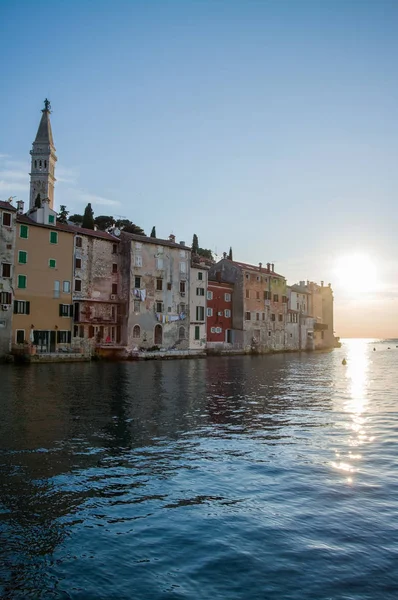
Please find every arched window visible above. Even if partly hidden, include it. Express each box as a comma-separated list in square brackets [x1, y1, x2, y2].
[34, 160, 37, 168]
[179, 326, 185, 340]
[154, 324, 162, 345]
[39, 160, 42, 167]
[44, 160, 47, 169]
[133, 325, 140, 339]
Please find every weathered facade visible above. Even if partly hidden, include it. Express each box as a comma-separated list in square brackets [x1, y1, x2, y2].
[206, 279, 234, 346]
[286, 284, 315, 351]
[120, 233, 191, 351]
[0, 200, 17, 357]
[209, 259, 288, 351]
[189, 264, 208, 350]
[71, 227, 123, 348]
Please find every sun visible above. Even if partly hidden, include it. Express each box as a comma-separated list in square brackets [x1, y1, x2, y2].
[333, 253, 378, 295]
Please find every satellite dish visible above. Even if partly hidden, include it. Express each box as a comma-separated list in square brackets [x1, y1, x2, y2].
[113, 228, 121, 237]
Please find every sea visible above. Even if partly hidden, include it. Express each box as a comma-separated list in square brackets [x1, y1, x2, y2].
[0, 338, 397, 599]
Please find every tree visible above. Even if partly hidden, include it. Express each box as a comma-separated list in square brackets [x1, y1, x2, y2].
[192, 233, 199, 254]
[82, 203, 95, 229]
[197, 247, 213, 261]
[94, 215, 114, 231]
[69, 213, 83, 225]
[228, 246, 233, 260]
[115, 219, 146, 235]
[57, 205, 69, 224]
[150, 226, 156, 238]
[34, 193, 41, 209]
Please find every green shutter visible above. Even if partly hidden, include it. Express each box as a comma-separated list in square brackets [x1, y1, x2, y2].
[18, 275, 26, 289]
[49, 215, 55, 224]
[18, 251, 27, 264]
[49, 259, 56, 268]
[20, 225, 28, 239]
[50, 231, 58, 244]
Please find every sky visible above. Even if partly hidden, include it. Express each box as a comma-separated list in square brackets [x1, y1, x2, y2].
[1, 0, 397, 338]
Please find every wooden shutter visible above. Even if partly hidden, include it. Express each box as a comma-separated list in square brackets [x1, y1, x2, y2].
[67, 331, 71, 343]
[26, 301, 30, 315]
[69, 304, 74, 317]
[59, 304, 63, 316]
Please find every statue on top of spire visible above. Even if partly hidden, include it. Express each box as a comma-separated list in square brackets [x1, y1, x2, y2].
[43, 98, 51, 112]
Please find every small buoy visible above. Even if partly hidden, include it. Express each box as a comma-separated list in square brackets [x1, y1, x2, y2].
[342, 358, 347, 365]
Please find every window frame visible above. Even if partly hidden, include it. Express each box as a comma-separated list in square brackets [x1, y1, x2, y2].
[19, 224, 28, 239]
[50, 231, 58, 245]
[17, 274, 27, 289]
[74, 279, 82, 292]
[1, 263, 11, 278]
[2, 212, 12, 227]
[49, 259, 56, 269]
[18, 250, 27, 264]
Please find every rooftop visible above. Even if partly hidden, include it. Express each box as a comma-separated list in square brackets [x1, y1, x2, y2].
[121, 231, 190, 250]
[0, 200, 17, 211]
[222, 259, 284, 278]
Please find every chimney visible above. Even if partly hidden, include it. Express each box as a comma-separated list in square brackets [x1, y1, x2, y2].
[169, 234, 175, 243]
[321, 281, 324, 287]
[16, 200, 24, 214]
[267, 262, 270, 271]
[271, 263, 274, 272]
[179, 241, 185, 246]
[306, 280, 309, 286]
[300, 280, 305, 287]
[259, 262, 262, 271]
[223, 252, 227, 259]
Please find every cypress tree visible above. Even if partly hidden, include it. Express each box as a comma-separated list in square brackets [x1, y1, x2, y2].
[192, 233, 199, 254]
[82, 203, 95, 229]
[228, 246, 233, 260]
[150, 226, 156, 238]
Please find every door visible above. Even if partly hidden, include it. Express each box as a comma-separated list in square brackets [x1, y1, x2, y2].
[50, 330, 56, 352]
[154, 324, 162, 345]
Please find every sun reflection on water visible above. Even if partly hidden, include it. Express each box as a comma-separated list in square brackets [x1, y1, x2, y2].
[332, 339, 372, 483]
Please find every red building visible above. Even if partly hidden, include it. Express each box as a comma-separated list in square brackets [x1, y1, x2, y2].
[207, 279, 234, 343]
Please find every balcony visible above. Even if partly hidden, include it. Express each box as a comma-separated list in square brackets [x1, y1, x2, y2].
[314, 322, 328, 331]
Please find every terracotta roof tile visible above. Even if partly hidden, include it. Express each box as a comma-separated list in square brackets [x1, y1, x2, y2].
[0, 201, 17, 211]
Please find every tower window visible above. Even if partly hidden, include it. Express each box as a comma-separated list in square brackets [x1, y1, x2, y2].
[39, 160, 42, 168]
[34, 160, 37, 168]
[44, 160, 47, 168]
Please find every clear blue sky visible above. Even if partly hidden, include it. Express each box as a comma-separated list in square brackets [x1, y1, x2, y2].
[1, 0, 397, 336]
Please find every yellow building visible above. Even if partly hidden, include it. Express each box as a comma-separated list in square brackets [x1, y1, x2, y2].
[13, 209, 74, 352]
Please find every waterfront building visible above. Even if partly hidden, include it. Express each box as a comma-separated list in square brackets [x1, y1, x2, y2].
[206, 278, 234, 347]
[71, 227, 124, 350]
[288, 280, 335, 350]
[120, 232, 191, 350]
[286, 283, 314, 351]
[189, 262, 208, 350]
[0, 200, 17, 357]
[209, 259, 288, 351]
[13, 206, 74, 352]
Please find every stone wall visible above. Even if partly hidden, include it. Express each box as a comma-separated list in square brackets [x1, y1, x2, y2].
[0, 206, 16, 357]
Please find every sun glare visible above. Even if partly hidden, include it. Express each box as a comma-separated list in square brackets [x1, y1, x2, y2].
[334, 253, 378, 295]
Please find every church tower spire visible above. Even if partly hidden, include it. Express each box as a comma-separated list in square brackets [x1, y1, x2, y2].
[29, 99, 57, 211]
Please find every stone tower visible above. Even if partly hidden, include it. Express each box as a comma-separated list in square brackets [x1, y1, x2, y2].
[29, 99, 57, 211]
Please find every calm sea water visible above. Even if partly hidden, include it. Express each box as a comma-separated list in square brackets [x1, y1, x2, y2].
[0, 339, 397, 599]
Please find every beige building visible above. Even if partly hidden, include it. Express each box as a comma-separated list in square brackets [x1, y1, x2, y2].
[189, 263, 208, 350]
[13, 210, 74, 351]
[120, 233, 191, 351]
[0, 200, 17, 357]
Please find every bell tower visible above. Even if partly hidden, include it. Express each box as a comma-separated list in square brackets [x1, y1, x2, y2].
[29, 99, 57, 211]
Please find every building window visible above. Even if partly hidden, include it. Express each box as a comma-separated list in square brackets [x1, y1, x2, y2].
[179, 326, 185, 340]
[180, 262, 187, 274]
[112, 263, 118, 274]
[49, 259, 56, 269]
[282, 295, 288, 303]
[2, 212, 11, 227]
[268, 331, 271, 336]
[264, 291, 271, 300]
[74, 279, 82, 292]
[210, 327, 216, 333]
[156, 257, 163, 270]
[19, 224, 28, 239]
[135, 242, 142, 250]
[179, 250, 186, 258]
[225, 309, 231, 318]
[273, 294, 279, 302]
[49, 215, 55, 224]
[262, 313, 265, 321]
[216, 327, 222, 334]
[112, 244, 117, 254]
[133, 300, 140, 312]
[245, 312, 251, 320]
[0, 292, 12, 305]
[256, 291, 260, 299]
[207, 307, 213, 317]
[196, 288, 204, 296]
[156, 302, 163, 312]
[180, 281, 186, 295]
[112, 284, 118, 295]
[75, 257, 82, 269]
[246, 274, 249, 279]
[63, 280, 70, 293]
[156, 278, 163, 291]
[16, 330, 25, 344]
[278, 314, 283, 322]
[134, 276, 141, 288]
[13, 300, 30, 314]
[246, 289, 250, 299]
[57, 331, 71, 344]
[133, 325, 140, 338]
[17, 275, 26, 289]
[196, 306, 205, 320]
[224, 293, 231, 302]
[179, 303, 186, 314]
[194, 325, 200, 340]
[256, 312, 260, 321]
[59, 304, 72, 317]
[198, 272, 203, 280]
[135, 255, 142, 267]
[207, 290, 213, 300]
[1, 263, 11, 278]
[50, 231, 58, 244]
[54, 280, 60, 298]
[18, 251, 27, 264]
[75, 237, 82, 248]
[271, 314, 276, 321]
